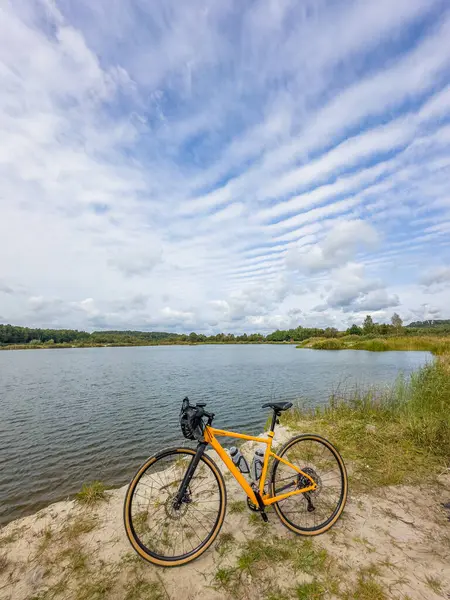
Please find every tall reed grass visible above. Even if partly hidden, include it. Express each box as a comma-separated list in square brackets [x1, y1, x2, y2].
[299, 336, 450, 354]
[282, 356, 450, 489]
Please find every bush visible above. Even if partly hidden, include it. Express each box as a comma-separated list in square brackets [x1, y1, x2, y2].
[354, 339, 389, 351]
[309, 339, 343, 350]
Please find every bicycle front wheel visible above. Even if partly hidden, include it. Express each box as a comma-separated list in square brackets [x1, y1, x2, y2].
[124, 447, 226, 566]
[271, 434, 348, 535]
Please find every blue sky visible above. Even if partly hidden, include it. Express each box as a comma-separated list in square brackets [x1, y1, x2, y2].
[1, 0, 450, 332]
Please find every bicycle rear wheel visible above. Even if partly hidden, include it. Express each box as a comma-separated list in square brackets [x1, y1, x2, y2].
[271, 434, 347, 535]
[124, 447, 226, 566]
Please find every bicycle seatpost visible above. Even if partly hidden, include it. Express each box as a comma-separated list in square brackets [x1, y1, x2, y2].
[270, 410, 280, 432]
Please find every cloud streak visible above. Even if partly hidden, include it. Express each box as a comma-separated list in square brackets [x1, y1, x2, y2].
[0, 0, 449, 331]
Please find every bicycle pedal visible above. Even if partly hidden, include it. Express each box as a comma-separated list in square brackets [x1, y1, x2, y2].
[260, 511, 268, 522]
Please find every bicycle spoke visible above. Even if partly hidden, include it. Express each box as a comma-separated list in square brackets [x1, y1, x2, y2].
[273, 436, 346, 532]
[127, 449, 223, 562]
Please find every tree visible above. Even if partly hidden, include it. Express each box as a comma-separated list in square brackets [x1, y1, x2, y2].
[363, 315, 375, 334]
[391, 313, 403, 331]
[347, 324, 362, 335]
[324, 327, 339, 338]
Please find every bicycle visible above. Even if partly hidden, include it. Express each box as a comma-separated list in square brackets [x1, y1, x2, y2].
[124, 397, 348, 567]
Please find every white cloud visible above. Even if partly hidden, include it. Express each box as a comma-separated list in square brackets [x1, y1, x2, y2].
[286, 220, 379, 273]
[420, 266, 450, 287]
[313, 263, 400, 314]
[108, 246, 163, 277]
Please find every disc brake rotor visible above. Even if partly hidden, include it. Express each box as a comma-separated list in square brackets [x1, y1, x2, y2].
[298, 467, 322, 497]
[165, 490, 191, 520]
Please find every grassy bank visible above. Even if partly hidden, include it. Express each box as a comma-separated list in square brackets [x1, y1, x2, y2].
[298, 335, 450, 354]
[283, 355, 450, 490]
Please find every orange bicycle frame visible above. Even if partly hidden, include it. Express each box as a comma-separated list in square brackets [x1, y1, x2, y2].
[203, 425, 316, 507]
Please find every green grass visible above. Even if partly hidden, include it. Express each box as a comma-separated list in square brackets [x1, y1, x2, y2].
[342, 572, 388, 600]
[248, 512, 264, 526]
[299, 335, 450, 354]
[214, 566, 237, 588]
[213, 536, 328, 597]
[76, 481, 107, 505]
[282, 356, 450, 490]
[229, 500, 246, 513]
[237, 537, 327, 575]
[296, 580, 325, 599]
[302, 338, 343, 350]
[291, 540, 327, 573]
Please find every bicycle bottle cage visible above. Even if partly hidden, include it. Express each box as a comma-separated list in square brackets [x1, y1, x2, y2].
[179, 397, 204, 441]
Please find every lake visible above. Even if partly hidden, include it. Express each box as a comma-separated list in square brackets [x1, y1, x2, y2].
[0, 345, 431, 524]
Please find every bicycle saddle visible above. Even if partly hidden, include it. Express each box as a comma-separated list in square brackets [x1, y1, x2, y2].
[262, 401, 293, 412]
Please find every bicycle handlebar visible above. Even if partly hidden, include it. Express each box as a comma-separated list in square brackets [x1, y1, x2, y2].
[195, 405, 214, 423]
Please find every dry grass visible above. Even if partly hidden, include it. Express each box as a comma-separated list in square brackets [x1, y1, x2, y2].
[60, 546, 89, 574]
[76, 481, 107, 505]
[0, 527, 25, 547]
[425, 575, 443, 595]
[75, 573, 115, 600]
[35, 526, 53, 555]
[0, 552, 9, 574]
[216, 531, 236, 556]
[62, 514, 99, 541]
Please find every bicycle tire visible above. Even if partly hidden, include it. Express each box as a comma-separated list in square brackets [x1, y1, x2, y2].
[124, 447, 227, 566]
[270, 434, 348, 535]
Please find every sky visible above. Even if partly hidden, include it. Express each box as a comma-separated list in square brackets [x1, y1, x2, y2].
[1, 0, 450, 334]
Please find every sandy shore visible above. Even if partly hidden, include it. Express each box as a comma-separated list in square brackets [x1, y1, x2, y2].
[1, 426, 449, 600]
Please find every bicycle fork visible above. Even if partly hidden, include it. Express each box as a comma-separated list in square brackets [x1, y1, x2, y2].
[173, 442, 207, 510]
[174, 442, 269, 522]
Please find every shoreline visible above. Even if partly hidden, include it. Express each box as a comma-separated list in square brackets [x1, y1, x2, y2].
[1, 424, 449, 600]
[0, 341, 296, 351]
[0, 336, 445, 352]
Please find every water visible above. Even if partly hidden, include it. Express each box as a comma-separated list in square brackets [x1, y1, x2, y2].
[0, 345, 430, 524]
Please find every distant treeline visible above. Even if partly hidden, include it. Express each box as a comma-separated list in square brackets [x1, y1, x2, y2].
[0, 325, 180, 346]
[406, 319, 450, 328]
[1, 315, 449, 347]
